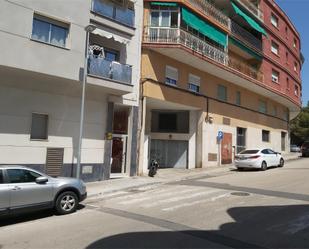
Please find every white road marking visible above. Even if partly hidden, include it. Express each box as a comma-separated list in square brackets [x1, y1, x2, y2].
[162, 192, 230, 212]
[143, 189, 222, 208]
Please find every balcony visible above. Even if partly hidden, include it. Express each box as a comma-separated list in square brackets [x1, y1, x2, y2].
[231, 21, 262, 52]
[228, 55, 263, 82]
[237, 0, 263, 21]
[88, 54, 132, 85]
[187, 0, 231, 30]
[144, 27, 228, 65]
[91, 0, 135, 28]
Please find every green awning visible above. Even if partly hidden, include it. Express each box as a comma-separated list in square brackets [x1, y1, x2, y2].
[150, 2, 178, 7]
[181, 8, 227, 48]
[229, 37, 262, 60]
[231, 2, 267, 36]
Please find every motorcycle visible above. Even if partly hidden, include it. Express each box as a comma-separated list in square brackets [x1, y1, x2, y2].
[148, 159, 159, 177]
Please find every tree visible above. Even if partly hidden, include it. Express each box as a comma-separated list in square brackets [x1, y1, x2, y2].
[290, 104, 309, 144]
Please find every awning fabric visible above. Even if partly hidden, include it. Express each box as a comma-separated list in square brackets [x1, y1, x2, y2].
[231, 2, 267, 36]
[150, 2, 178, 7]
[229, 37, 262, 60]
[92, 28, 129, 44]
[181, 8, 227, 48]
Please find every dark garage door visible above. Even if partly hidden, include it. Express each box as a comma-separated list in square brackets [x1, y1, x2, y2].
[150, 139, 188, 169]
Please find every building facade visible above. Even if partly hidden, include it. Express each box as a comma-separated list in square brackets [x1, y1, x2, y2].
[138, 0, 303, 173]
[0, 0, 143, 181]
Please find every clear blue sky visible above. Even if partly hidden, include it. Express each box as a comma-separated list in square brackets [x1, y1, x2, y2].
[276, 0, 308, 107]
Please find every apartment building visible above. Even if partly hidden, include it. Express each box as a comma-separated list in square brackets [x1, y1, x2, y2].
[138, 0, 303, 173]
[0, 0, 143, 181]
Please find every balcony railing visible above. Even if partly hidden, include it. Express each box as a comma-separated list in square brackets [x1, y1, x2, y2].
[88, 55, 132, 84]
[187, 0, 231, 30]
[144, 27, 228, 65]
[231, 21, 262, 51]
[237, 0, 264, 21]
[92, 0, 135, 27]
[228, 55, 264, 82]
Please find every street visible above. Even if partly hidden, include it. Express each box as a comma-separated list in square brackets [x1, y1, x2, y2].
[1, 158, 309, 249]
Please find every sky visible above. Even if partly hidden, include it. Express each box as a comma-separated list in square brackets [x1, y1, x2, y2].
[276, 0, 309, 107]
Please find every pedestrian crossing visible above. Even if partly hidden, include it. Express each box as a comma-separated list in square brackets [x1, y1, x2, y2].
[95, 184, 232, 212]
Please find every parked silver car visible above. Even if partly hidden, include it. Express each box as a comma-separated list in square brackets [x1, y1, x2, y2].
[0, 166, 87, 216]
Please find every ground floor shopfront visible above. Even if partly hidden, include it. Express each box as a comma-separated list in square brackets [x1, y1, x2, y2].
[0, 74, 138, 182]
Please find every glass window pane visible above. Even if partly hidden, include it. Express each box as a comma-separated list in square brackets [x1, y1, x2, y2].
[151, 12, 159, 26]
[31, 113, 48, 140]
[218, 85, 227, 101]
[50, 24, 67, 47]
[93, 0, 114, 19]
[32, 18, 50, 43]
[104, 49, 118, 62]
[0, 170, 3, 184]
[161, 12, 170, 27]
[7, 169, 41, 183]
[171, 12, 178, 27]
[116, 7, 135, 26]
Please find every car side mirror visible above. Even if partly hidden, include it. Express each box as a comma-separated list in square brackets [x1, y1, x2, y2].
[36, 176, 48, 184]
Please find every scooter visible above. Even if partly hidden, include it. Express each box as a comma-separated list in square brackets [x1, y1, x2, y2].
[148, 159, 159, 177]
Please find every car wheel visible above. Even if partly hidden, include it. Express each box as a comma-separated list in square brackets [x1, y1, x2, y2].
[278, 158, 284, 167]
[55, 191, 78, 215]
[261, 161, 267, 171]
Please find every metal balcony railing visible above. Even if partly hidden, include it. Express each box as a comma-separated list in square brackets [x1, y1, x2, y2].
[187, 0, 231, 30]
[144, 27, 228, 65]
[88, 55, 132, 84]
[92, 0, 135, 27]
[228, 55, 264, 82]
[237, 0, 264, 21]
[231, 21, 262, 51]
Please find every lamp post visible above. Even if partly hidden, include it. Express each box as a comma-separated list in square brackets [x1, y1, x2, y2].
[76, 24, 97, 179]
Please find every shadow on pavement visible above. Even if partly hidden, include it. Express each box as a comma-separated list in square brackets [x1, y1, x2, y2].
[86, 204, 309, 249]
[0, 204, 85, 227]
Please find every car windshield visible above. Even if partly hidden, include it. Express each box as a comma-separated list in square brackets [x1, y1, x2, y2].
[239, 150, 259, 154]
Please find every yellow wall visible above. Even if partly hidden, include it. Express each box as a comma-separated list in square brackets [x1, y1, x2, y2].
[141, 49, 288, 131]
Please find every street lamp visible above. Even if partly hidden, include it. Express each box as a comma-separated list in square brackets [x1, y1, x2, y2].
[76, 24, 97, 179]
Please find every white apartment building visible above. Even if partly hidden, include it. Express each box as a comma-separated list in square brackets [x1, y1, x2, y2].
[0, 0, 143, 181]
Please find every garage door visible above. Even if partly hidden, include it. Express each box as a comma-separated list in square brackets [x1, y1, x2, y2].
[150, 140, 188, 169]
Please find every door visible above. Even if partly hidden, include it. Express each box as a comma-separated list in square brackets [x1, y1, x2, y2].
[150, 140, 188, 169]
[268, 149, 280, 166]
[6, 169, 53, 209]
[281, 132, 286, 152]
[261, 149, 274, 166]
[221, 133, 233, 164]
[236, 128, 246, 154]
[111, 136, 127, 174]
[0, 169, 10, 213]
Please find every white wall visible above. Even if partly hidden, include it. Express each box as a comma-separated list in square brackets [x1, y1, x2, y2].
[0, 85, 107, 165]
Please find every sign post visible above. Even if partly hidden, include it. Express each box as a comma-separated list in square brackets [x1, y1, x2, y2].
[217, 131, 224, 166]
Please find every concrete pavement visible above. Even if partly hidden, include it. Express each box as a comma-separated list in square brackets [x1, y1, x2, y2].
[86, 152, 301, 199]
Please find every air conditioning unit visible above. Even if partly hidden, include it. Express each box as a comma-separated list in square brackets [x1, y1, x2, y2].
[272, 75, 278, 83]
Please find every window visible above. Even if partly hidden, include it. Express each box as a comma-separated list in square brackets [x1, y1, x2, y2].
[7, 169, 41, 183]
[165, 65, 178, 85]
[286, 51, 289, 63]
[151, 111, 189, 133]
[295, 85, 299, 96]
[271, 14, 278, 28]
[285, 26, 288, 37]
[272, 105, 277, 116]
[271, 41, 279, 55]
[150, 8, 179, 28]
[104, 48, 119, 62]
[293, 38, 297, 49]
[217, 85, 227, 101]
[30, 113, 48, 140]
[0, 170, 3, 184]
[294, 62, 298, 72]
[259, 100, 267, 114]
[262, 130, 270, 142]
[271, 69, 279, 83]
[188, 74, 200, 93]
[236, 91, 241, 106]
[92, 0, 135, 27]
[32, 15, 69, 48]
[287, 77, 290, 90]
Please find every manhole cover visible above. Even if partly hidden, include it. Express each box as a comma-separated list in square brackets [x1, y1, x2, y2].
[230, 192, 250, 196]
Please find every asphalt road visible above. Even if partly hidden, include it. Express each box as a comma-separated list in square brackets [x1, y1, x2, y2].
[1, 158, 309, 249]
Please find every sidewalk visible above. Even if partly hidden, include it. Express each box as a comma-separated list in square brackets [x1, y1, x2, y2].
[85, 152, 301, 200]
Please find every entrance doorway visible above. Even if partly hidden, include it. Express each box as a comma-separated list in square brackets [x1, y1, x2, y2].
[111, 105, 130, 175]
[221, 132, 232, 164]
[236, 127, 247, 154]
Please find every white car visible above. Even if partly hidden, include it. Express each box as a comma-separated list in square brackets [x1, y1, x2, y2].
[235, 148, 284, 171]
